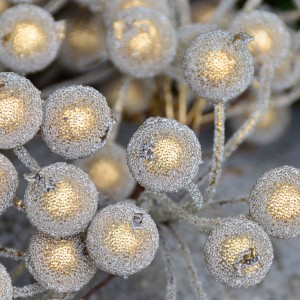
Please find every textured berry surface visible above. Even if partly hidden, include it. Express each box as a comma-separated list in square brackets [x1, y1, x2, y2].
[42, 85, 113, 159]
[204, 218, 273, 288]
[184, 30, 254, 102]
[87, 201, 159, 277]
[249, 166, 300, 239]
[24, 162, 98, 237]
[127, 117, 202, 192]
[0, 72, 43, 149]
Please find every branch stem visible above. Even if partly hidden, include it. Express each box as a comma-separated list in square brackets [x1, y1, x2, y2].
[140, 191, 227, 234]
[0, 247, 25, 261]
[81, 274, 115, 300]
[13, 146, 40, 173]
[204, 102, 225, 202]
[223, 63, 274, 161]
[109, 76, 132, 143]
[13, 284, 46, 298]
[169, 226, 208, 300]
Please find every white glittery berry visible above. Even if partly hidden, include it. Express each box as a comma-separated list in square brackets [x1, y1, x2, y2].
[204, 218, 273, 288]
[249, 166, 300, 239]
[87, 201, 159, 277]
[59, 14, 106, 72]
[0, 5, 64, 74]
[0, 153, 18, 215]
[106, 7, 177, 78]
[104, 0, 171, 25]
[26, 232, 96, 293]
[183, 30, 254, 102]
[230, 10, 291, 67]
[127, 117, 202, 193]
[75, 143, 136, 202]
[0, 263, 13, 300]
[24, 162, 98, 238]
[174, 24, 215, 69]
[42, 85, 113, 160]
[0, 72, 43, 149]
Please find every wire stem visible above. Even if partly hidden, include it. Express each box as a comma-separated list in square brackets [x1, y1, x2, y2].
[223, 62, 274, 161]
[81, 274, 115, 300]
[211, 0, 237, 24]
[204, 102, 225, 202]
[183, 182, 204, 212]
[243, 0, 263, 11]
[140, 191, 227, 234]
[169, 226, 208, 300]
[13, 284, 46, 298]
[41, 66, 115, 98]
[13, 146, 41, 173]
[163, 76, 175, 119]
[109, 76, 132, 143]
[178, 83, 188, 124]
[160, 226, 177, 300]
[0, 247, 25, 260]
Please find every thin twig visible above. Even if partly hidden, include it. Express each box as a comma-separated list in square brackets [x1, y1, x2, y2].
[174, 0, 191, 26]
[178, 83, 188, 124]
[191, 98, 206, 131]
[223, 63, 274, 161]
[0, 247, 25, 260]
[109, 76, 132, 143]
[211, 0, 237, 24]
[81, 274, 115, 300]
[140, 191, 228, 234]
[274, 86, 300, 108]
[208, 196, 248, 207]
[44, 0, 67, 14]
[160, 226, 177, 300]
[13, 283, 46, 298]
[41, 66, 115, 98]
[182, 182, 204, 212]
[204, 102, 225, 202]
[13, 146, 40, 174]
[243, 0, 263, 11]
[169, 226, 208, 300]
[10, 262, 26, 283]
[163, 76, 175, 119]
